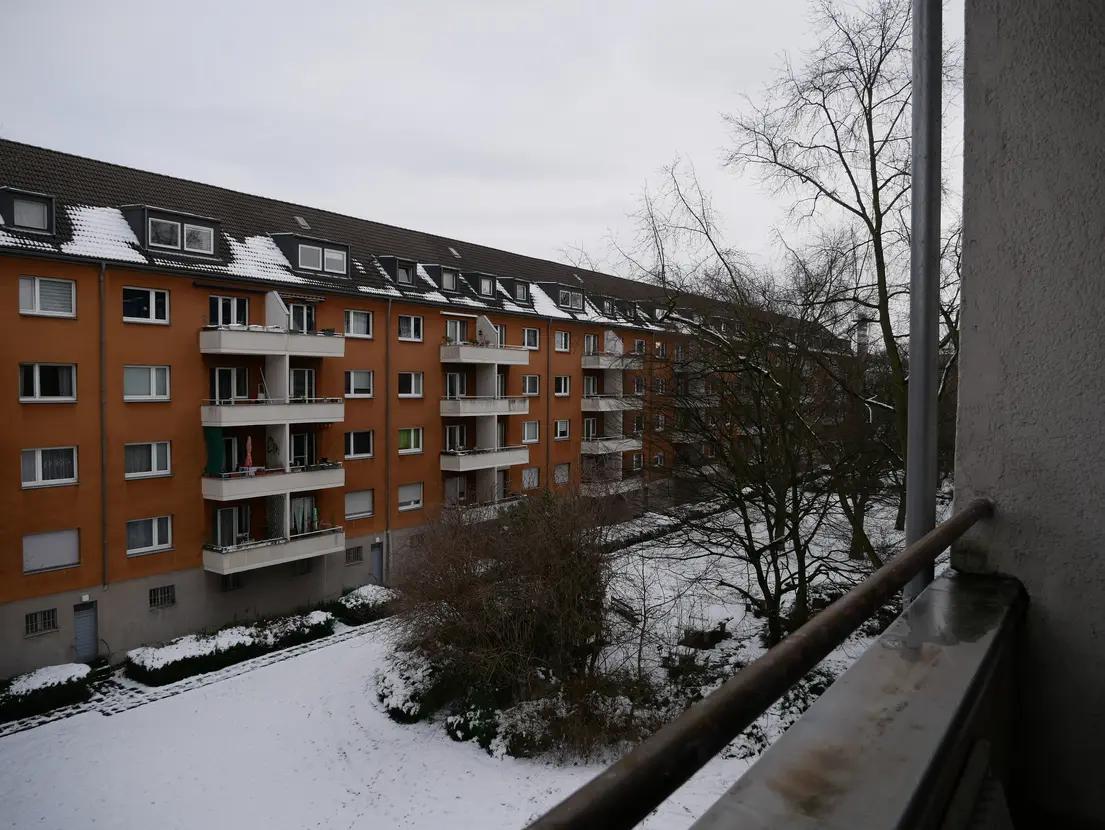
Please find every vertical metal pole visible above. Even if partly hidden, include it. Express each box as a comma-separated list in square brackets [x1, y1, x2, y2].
[904, 0, 942, 604]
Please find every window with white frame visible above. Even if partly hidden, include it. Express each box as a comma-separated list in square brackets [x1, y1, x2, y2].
[655, 341, 668, 358]
[398, 427, 423, 454]
[13, 196, 50, 231]
[149, 584, 176, 609]
[634, 339, 646, 354]
[675, 344, 686, 361]
[398, 315, 423, 341]
[555, 330, 570, 351]
[210, 366, 247, 402]
[397, 371, 424, 398]
[633, 376, 644, 395]
[124, 441, 171, 479]
[345, 430, 374, 458]
[126, 515, 172, 555]
[345, 489, 375, 519]
[23, 529, 79, 573]
[652, 452, 666, 467]
[184, 224, 214, 255]
[522, 375, 539, 396]
[298, 244, 323, 271]
[122, 287, 169, 323]
[633, 414, 644, 433]
[494, 324, 506, 346]
[583, 375, 598, 397]
[344, 309, 373, 338]
[288, 302, 315, 333]
[514, 282, 529, 302]
[583, 333, 598, 355]
[632, 452, 643, 470]
[397, 482, 423, 511]
[290, 367, 316, 400]
[209, 295, 248, 326]
[655, 413, 665, 430]
[583, 417, 597, 439]
[558, 289, 584, 310]
[554, 463, 570, 485]
[603, 299, 615, 315]
[124, 366, 170, 401]
[522, 467, 539, 490]
[20, 363, 75, 402]
[19, 276, 75, 317]
[479, 276, 495, 296]
[523, 328, 539, 349]
[554, 376, 570, 396]
[522, 421, 540, 443]
[148, 217, 181, 249]
[345, 370, 373, 398]
[554, 419, 570, 440]
[397, 263, 414, 285]
[444, 372, 467, 398]
[441, 269, 458, 291]
[654, 378, 666, 394]
[444, 424, 467, 451]
[21, 447, 77, 488]
[324, 248, 347, 274]
[25, 608, 58, 636]
[445, 318, 468, 344]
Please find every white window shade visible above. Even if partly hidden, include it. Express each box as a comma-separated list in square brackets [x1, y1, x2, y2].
[398, 482, 423, 510]
[23, 529, 79, 573]
[345, 490, 374, 519]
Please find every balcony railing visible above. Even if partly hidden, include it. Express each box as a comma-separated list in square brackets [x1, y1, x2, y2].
[581, 433, 644, 455]
[439, 395, 530, 417]
[452, 494, 526, 523]
[581, 394, 645, 412]
[201, 462, 344, 500]
[439, 445, 529, 472]
[581, 351, 644, 370]
[199, 324, 345, 357]
[200, 396, 345, 426]
[202, 524, 345, 575]
[527, 499, 1005, 829]
[439, 340, 532, 365]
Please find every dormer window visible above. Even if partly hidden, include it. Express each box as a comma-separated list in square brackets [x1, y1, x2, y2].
[13, 196, 49, 231]
[324, 248, 347, 274]
[441, 269, 458, 291]
[514, 282, 529, 302]
[479, 277, 495, 296]
[603, 299, 615, 315]
[558, 289, 584, 310]
[148, 216, 215, 254]
[397, 263, 414, 285]
[298, 244, 322, 271]
[149, 217, 181, 249]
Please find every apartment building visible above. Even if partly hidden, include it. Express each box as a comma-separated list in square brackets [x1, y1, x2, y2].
[0, 141, 730, 675]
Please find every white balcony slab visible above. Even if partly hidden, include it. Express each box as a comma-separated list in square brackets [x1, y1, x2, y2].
[440, 446, 530, 472]
[457, 496, 527, 523]
[202, 528, 345, 575]
[201, 465, 345, 501]
[201, 399, 344, 426]
[581, 353, 643, 370]
[581, 476, 645, 497]
[440, 343, 531, 365]
[439, 396, 530, 417]
[581, 395, 645, 413]
[581, 436, 644, 455]
[199, 326, 345, 357]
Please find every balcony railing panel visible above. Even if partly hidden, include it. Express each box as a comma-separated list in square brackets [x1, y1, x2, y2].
[201, 463, 344, 501]
[199, 325, 345, 358]
[582, 352, 644, 370]
[581, 435, 644, 455]
[581, 394, 645, 413]
[202, 526, 345, 575]
[439, 445, 529, 472]
[439, 396, 530, 417]
[200, 397, 344, 426]
[439, 342, 531, 365]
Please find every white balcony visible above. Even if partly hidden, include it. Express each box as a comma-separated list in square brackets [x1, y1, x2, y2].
[202, 527, 345, 575]
[581, 352, 644, 370]
[439, 396, 530, 417]
[199, 325, 345, 358]
[440, 342, 531, 366]
[580, 475, 645, 497]
[581, 394, 645, 412]
[457, 495, 527, 523]
[200, 398, 345, 427]
[440, 445, 530, 472]
[581, 435, 644, 455]
[201, 464, 344, 501]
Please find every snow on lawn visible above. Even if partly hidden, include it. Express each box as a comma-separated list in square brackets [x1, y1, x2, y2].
[0, 624, 752, 830]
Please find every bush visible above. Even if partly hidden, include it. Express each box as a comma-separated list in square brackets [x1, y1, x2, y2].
[375, 649, 453, 723]
[328, 585, 399, 626]
[445, 705, 499, 750]
[0, 663, 92, 723]
[125, 611, 334, 686]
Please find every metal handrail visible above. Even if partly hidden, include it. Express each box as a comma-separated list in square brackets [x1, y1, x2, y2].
[440, 394, 529, 401]
[440, 445, 526, 456]
[527, 497, 994, 830]
[202, 396, 342, 406]
[204, 461, 343, 479]
[201, 324, 343, 338]
[442, 339, 530, 351]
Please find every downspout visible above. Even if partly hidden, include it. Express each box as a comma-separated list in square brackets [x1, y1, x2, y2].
[98, 261, 109, 587]
[384, 298, 393, 582]
[545, 319, 552, 480]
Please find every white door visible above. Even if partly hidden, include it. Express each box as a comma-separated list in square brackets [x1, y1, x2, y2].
[584, 375, 598, 397]
[290, 368, 315, 400]
[216, 505, 249, 546]
[584, 417, 598, 439]
[291, 432, 314, 467]
[445, 372, 466, 398]
[446, 319, 468, 344]
[445, 424, 466, 451]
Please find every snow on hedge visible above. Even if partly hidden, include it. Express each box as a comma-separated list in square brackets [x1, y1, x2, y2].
[6, 663, 90, 697]
[339, 585, 397, 611]
[376, 650, 437, 721]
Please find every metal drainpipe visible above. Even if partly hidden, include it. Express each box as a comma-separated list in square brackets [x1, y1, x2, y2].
[383, 298, 392, 583]
[545, 319, 552, 478]
[903, 0, 942, 604]
[98, 260, 109, 587]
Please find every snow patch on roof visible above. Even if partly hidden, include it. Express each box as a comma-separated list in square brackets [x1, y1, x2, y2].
[60, 205, 147, 262]
[358, 284, 403, 297]
[223, 234, 307, 284]
[530, 284, 572, 319]
[0, 228, 57, 253]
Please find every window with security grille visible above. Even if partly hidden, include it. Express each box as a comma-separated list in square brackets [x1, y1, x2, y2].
[24, 608, 58, 636]
[346, 546, 364, 565]
[149, 584, 176, 609]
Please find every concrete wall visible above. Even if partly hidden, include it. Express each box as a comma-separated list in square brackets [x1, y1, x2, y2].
[955, 1, 1105, 823]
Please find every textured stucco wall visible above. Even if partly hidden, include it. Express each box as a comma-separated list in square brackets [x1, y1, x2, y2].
[955, 1, 1105, 822]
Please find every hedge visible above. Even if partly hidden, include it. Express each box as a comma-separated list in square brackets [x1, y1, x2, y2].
[0, 663, 92, 723]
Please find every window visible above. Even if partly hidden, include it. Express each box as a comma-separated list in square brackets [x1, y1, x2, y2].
[555, 376, 571, 396]
[558, 290, 583, 310]
[555, 419, 570, 440]
[345, 430, 374, 459]
[23, 528, 79, 573]
[126, 516, 172, 555]
[632, 452, 643, 471]
[554, 463, 570, 485]
[654, 378, 666, 394]
[345, 490, 375, 520]
[655, 413, 666, 430]
[324, 248, 347, 274]
[290, 432, 316, 468]
[441, 270, 458, 291]
[444, 372, 467, 398]
[583, 334, 598, 355]
[522, 467, 540, 490]
[444, 424, 467, 451]
[655, 341, 668, 358]
[479, 276, 494, 296]
[149, 585, 176, 609]
[13, 196, 50, 231]
[522, 421, 540, 443]
[398, 482, 424, 511]
[555, 331, 571, 351]
[184, 224, 214, 255]
[345, 370, 373, 398]
[653, 452, 666, 468]
[675, 344, 686, 361]
[288, 302, 315, 333]
[603, 299, 615, 315]
[445, 318, 468, 344]
[523, 328, 539, 349]
[397, 263, 414, 285]
[19, 363, 76, 402]
[21, 447, 77, 488]
[209, 295, 248, 326]
[122, 287, 169, 323]
[583, 417, 597, 439]
[124, 366, 170, 401]
[345, 309, 373, 338]
[290, 368, 316, 400]
[125, 442, 171, 479]
[634, 339, 646, 354]
[20, 276, 75, 317]
[345, 546, 364, 565]
[634, 376, 645, 395]
[25, 609, 58, 636]
[633, 414, 644, 434]
[148, 217, 181, 249]
[398, 427, 423, 455]
[298, 244, 322, 270]
[398, 372, 424, 398]
[583, 375, 598, 397]
[522, 375, 539, 396]
[494, 324, 507, 346]
[210, 367, 248, 402]
[514, 282, 529, 302]
[398, 315, 423, 341]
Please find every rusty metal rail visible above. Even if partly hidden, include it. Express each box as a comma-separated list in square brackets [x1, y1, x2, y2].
[527, 497, 994, 830]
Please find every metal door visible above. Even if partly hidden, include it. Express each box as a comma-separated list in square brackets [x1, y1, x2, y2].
[73, 601, 97, 663]
[370, 543, 384, 584]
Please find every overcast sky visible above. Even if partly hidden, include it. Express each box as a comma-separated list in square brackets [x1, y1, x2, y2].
[4, 0, 962, 273]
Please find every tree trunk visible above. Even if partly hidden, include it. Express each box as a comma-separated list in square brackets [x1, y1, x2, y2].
[848, 493, 868, 560]
[895, 485, 907, 531]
